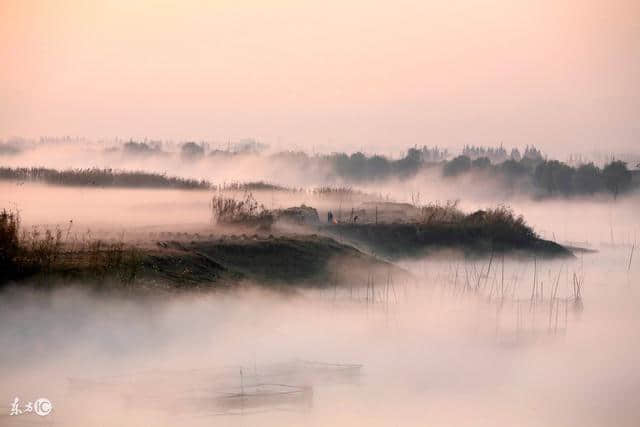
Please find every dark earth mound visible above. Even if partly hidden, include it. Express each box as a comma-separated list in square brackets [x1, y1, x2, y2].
[143, 234, 402, 288]
[319, 223, 573, 260]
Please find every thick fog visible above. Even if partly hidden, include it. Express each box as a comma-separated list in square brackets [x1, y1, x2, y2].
[2, 172, 638, 248]
[1, 243, 639, 426]
[1, 166, 639, 425]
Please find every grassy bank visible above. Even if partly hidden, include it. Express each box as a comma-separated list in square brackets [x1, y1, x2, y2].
[1, 208, 401, 289]
[0, 167, 210, 189]
[320, 204, 572, 259]
[1, 209, 142, 286]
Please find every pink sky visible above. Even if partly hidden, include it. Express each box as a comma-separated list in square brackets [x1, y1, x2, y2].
[1, 0, 638, 154]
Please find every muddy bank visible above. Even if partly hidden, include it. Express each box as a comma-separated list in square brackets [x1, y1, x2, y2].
[2, 234, 406, 290]
[143, 234, 405, 288]
[319, 223, 573, 260]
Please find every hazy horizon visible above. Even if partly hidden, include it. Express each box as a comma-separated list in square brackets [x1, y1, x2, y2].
[2, 1, 639, 155]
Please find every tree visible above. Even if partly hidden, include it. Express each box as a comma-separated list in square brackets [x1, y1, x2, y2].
[443, 155, 471, 177]
[602, 161, 632, 199]
[181, 142, 205, 160]
[395, 148, 422, 178]
[348, 152, 367, 180]
[471, 157, 491, 169]
[500, 159, 527, 177]
[368, 155, 391, 179]
[123, 140, 160, 156]
[573, 163, 603, 194]
[534, 160, 574, 196]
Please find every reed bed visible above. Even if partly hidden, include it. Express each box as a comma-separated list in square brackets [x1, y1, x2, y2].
[0, 166, 210, 189]
[1, 208, 141, 285]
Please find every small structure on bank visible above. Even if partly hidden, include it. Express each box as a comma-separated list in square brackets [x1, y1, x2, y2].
[275, 205, 320, 226]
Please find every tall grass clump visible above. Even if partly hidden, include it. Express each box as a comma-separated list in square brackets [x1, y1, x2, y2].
[0, 209, 21, 281]
[81, 239, 142, 284]
[416, 200, 464, 224]
[312, 186, 359, 199]
[21, 225, 63, 272]
[1, 208, 142, 286]
[0, 209, 63, 280]
[210, 192, 273, 227]
[312, 186, 388, 203]
[215, 181, 300, 193]
[411, 202, 537, 243]
[465, 205, 537, 243]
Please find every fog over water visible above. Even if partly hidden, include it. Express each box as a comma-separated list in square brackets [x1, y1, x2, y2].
[2, 0, 639, 424]
[1, 174, 639, 426]
[1, 245, 638, 426]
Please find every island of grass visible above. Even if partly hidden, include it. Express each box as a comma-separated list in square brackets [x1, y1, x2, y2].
[319, 205, 571, 259]
[1, 199, 572, 290]
[0, 209, 402, 289]
[211, 196, 573, 260]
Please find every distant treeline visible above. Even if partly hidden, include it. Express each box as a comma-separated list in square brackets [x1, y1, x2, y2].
[0, 167, 210, 190]
[2, 140, 638, 198]
[264, 146, 546, 182]
[269, 146, 449, 181]
[442, 156, 637, 199]
[118, 139, 268, 158]
[273, 147, 637, 198]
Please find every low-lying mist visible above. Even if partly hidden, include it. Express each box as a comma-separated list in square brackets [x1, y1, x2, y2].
[2, 141, 638, 204]
[2, 142, 639, 426]
[1, 244, 638, 426]
[2, 181, 638, 248]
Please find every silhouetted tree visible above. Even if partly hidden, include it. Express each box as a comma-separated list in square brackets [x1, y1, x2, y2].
[368, 155, 391, 178]
[573, 163, 603, 194]
[349, 152, 367, 180]
[500, 159, 528, 177]
[181, 142, 205, 160]
[462, 145, 507, 162]
[443, 155, 471, 177]
[602, 161, 632, 199]
[394, 148, 422, 177]
[534, 160, 574, 195]
[123, 141, 160, 156]
[419, 146, 449, 162]
[471, 157, 491, 169]
[523, 145, 543, 161]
